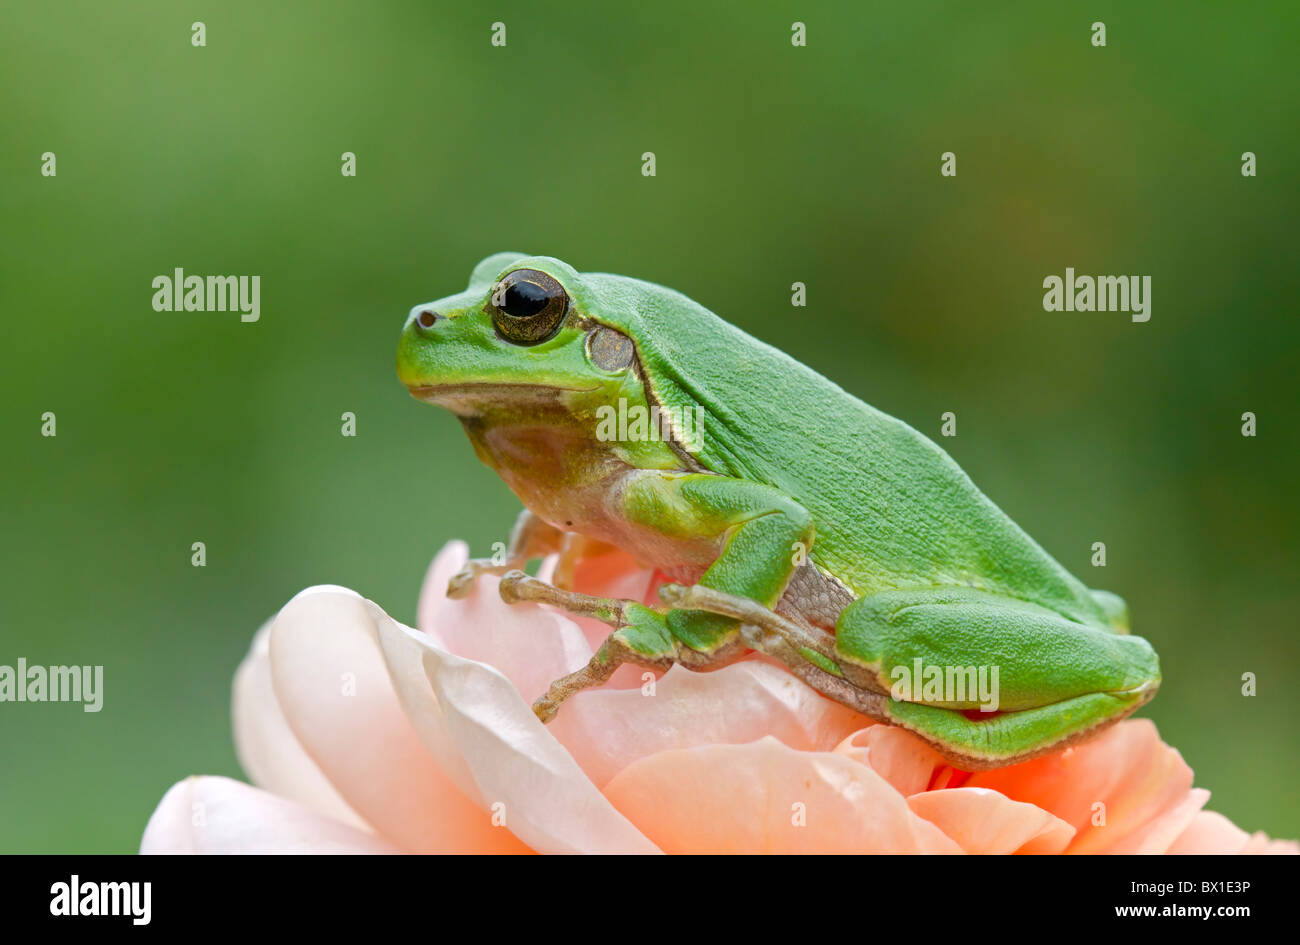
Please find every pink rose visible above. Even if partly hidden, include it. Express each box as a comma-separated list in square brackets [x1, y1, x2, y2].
[141, 542, 1297, 854]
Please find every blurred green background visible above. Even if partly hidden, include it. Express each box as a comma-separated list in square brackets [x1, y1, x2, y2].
[2, 1, 1296, 852]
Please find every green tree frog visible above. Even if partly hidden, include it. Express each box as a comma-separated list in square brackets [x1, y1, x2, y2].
[396, 254, 1160, 770]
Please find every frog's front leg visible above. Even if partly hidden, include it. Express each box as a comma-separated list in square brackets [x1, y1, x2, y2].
[622, 471, 817, 656]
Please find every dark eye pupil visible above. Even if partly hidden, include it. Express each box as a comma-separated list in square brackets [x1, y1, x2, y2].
[504, 281, 550, 318]
[489, 269, 568, 346]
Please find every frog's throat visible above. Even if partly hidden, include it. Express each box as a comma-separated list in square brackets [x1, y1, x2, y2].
[406, 382, 599, 418]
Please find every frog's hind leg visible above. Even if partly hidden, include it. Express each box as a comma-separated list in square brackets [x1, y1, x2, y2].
[831, 587, 1162, 769]
[661, 581, 1162, 770]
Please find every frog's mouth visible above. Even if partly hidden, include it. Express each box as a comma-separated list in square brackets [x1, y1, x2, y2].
[406, 382, 600, 417]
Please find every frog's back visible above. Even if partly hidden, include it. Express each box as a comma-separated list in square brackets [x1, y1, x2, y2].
[582, 271, 1105, 625]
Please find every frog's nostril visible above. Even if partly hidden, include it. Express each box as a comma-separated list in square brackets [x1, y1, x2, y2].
[416, 310, 439, 329]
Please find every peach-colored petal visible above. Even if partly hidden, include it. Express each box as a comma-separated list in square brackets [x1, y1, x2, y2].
[365, 595, 661, 854]
[416, 539, 469, 643]
[603, 737, 962, 853]
[1113, 788, 1210, 854]
[1166, 810, 1251, 854]
[140, 776, 403, 854]
[1241, 832, 1300, 854]
[834, 725, 945, 796]
[417, 542, 596, 700]
[268, 586, 529, 854]
[548, 661, 865, 787]
[231, 616, 370, 832]
[566, 542, 651, 601]
[966, 719, 1204, 853]
[907, 787, 1076, 854]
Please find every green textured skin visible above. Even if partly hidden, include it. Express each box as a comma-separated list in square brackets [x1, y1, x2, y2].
[575, 264, 1107, 625]
[397, 254, 1161, 766]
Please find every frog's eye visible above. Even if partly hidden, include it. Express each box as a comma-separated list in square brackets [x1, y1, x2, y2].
[488, 269, 569, 345]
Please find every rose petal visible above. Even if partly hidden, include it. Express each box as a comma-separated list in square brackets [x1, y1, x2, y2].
[231, 616, 370, 831]
[417, 542, 595, 700]
[1165, 810, 1250, 854]
[834, 725, 945, 796]
[548, 661, 865, 787]
[603, 736, 963, 853]
[367, 606, 661, 853]
[966, 719, 1204, 854]
[416, 539, 470, 646]
[907, 787, 1076, 854]
[1113, 788, 1210, 854]
[269, 586, 529, 853]
[1241, 832, 1300, 854]
[140, 776, 402, 854]
[567, 543, 651, 602]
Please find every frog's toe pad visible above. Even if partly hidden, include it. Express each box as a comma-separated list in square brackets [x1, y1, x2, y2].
[497, 569, 531, 604]
[531, 696, 558, 724]
[446, 568, 478, 599]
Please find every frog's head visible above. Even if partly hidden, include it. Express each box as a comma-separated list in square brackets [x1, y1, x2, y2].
[398, 253, 643, 421]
